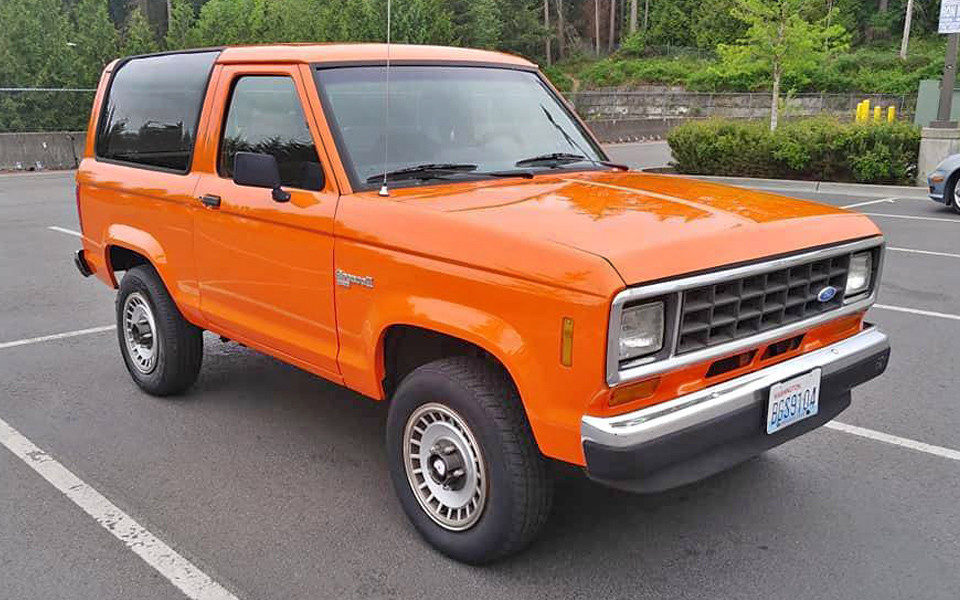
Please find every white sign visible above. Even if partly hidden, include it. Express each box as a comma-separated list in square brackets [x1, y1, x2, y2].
[941, 0, 960, 34]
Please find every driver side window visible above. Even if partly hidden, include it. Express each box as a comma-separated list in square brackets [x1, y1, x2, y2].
[220, 76, 324, 191]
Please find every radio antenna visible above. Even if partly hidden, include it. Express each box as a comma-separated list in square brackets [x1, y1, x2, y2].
[378, 0, 392, 197]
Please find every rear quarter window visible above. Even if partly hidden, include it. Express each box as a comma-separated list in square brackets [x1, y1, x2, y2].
[95, 51, 219, 173]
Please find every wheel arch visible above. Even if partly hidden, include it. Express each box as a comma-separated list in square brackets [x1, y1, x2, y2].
[102, 224, 167, 288]
[379, 324, 521, 401]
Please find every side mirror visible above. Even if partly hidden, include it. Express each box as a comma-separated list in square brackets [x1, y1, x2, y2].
[233, 152, 291, 202]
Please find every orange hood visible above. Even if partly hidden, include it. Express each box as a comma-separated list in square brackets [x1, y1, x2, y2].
[384, 171, 882, 286]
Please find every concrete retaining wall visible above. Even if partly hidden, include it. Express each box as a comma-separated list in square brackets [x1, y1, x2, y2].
[0, 132, 86, 171]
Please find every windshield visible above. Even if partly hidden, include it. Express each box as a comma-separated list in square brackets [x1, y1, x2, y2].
[314, 66, 605, 189]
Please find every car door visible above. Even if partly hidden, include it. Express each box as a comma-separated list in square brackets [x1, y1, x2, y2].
[193, 64, 341, 381]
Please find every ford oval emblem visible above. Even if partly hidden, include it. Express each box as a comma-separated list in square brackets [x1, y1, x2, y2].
[817, 286, 838, 303]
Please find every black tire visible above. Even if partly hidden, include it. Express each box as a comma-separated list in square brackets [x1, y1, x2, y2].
[950, 176, 960, 215]
[386, 357, 553, 564]
[116, 265, 203, 396]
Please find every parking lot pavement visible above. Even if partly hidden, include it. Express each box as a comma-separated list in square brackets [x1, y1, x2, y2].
[2, 169, 959, 600]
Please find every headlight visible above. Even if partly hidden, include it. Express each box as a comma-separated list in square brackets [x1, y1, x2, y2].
[845, 251, 873, 297]
[619, 301, 664, 361]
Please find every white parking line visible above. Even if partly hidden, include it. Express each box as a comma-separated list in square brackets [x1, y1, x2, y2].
[0, 417, 241, 600]
[0, 325, 115, 350]
[840, 197, 899, 209]
[872, 304, 960, 322]
[862, 213, 960, 224]
[826, 421, 960, 462]
[47, 225, 81, 237]
[888, 246, 960, 259]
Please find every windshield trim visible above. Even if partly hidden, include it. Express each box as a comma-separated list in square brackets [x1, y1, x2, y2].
[311, 63, 609, 193]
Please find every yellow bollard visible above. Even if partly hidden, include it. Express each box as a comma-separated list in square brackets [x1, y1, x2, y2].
[887, 106, 896, 122]
[873, 105, 881, 122]
[863, 99, 871, 123]
[855, 101, 863, 122]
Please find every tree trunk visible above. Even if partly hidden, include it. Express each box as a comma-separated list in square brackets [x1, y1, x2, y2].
[879, 0, 888, 12]
[555, 0, 565, 59]
[629, 0, 637, 33]
[608, 0, 617, 52]
[165, 0, 173, 35]
[643, 0, 650, 31]
[900, 0, 913, 59]
[544, 0, 552, 65]
[770, 66, 781, 131]
[595, 0, 601, 55]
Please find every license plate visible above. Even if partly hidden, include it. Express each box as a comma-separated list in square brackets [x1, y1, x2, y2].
[766, 369, 821, 434]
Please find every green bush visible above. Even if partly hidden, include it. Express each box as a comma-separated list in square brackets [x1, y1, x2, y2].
[667, 117, 920, 185]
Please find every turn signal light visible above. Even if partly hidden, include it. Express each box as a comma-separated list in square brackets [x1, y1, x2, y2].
[560, 317, 574, 367]
[609, 377, 660, 407]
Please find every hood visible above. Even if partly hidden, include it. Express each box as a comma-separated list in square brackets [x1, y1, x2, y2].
[386, 171, 882, 285]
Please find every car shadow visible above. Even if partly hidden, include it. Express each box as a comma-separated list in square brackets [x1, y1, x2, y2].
[189, 335, 819, 582]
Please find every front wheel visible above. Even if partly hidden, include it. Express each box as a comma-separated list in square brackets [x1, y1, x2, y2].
[386, 357, 553, 564]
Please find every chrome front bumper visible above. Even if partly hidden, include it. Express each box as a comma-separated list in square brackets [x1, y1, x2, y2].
[581, 325, 890, 492]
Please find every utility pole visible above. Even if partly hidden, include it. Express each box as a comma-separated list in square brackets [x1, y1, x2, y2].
[934, 33, 960, 127]
[608, 0, 617, 53]
[544, 1, 552, 65]
[595, 0, 601, 55]
[555, 0, 565, 59]
[900, 0, 913, 59]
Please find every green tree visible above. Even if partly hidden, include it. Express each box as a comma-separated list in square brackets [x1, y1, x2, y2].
[73, 0, 119, 86]
[496, 0, 545, 59]
[717, 0, 846, 130]
[391, 0, 455, 45]
[450, 0, 503, 48]
[192, 0, 278, 46]
[164, 0, 199, 50]
[122, 6, 160, 55]
[0, 0, 73, 86]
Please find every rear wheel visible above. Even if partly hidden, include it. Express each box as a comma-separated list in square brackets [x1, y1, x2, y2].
[386, 357, 553, 564]
[116, 265, 203, 396]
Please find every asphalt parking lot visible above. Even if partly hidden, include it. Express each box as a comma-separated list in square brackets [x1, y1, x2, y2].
[2, 147, 959, 599]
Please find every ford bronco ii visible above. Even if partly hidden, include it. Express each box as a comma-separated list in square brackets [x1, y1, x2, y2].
[74, 44, 890, 563]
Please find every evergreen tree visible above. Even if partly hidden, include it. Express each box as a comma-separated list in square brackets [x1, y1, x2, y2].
[0, 0, 74, 86]
[122, 6, 160, 55]
[164, 0, 198, 50]
[73, 0, 119, 85]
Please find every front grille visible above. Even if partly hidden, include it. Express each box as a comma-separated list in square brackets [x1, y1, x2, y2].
[676, 254, 851, 354]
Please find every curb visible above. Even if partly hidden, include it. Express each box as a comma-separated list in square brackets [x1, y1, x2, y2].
[665, 174, 929, 199]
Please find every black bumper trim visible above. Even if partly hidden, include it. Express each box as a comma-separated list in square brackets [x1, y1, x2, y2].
[74, 249, 93, 277]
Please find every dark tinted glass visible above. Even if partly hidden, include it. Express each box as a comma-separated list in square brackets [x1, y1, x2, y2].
[95, 51, 218, 172]
[220, 76, 323, 191]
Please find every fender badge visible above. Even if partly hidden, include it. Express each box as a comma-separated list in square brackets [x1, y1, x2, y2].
[336, 269, 374, 289]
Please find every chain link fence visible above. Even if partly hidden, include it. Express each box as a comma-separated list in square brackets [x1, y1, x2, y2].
[0, 87, 918, 137]
[0, 88, 97, 133]
[566, 91, 917, 123]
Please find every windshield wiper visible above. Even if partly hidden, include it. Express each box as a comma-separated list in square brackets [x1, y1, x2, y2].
[515, 152, 587, 168]
[481, 169, 536, 179]
[366, 163, 478, 183]
[529, 105, 630, 171]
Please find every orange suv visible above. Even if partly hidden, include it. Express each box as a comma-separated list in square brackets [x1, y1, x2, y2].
[74, 44, 890, 563]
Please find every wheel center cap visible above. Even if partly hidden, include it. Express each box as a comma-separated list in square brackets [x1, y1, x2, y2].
[426, 440, 466, 490]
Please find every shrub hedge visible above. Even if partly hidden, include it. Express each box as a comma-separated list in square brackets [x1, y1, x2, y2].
[666, 117, 920, 185]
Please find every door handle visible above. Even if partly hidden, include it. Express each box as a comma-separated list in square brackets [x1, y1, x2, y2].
[199, 194, 221, 208]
